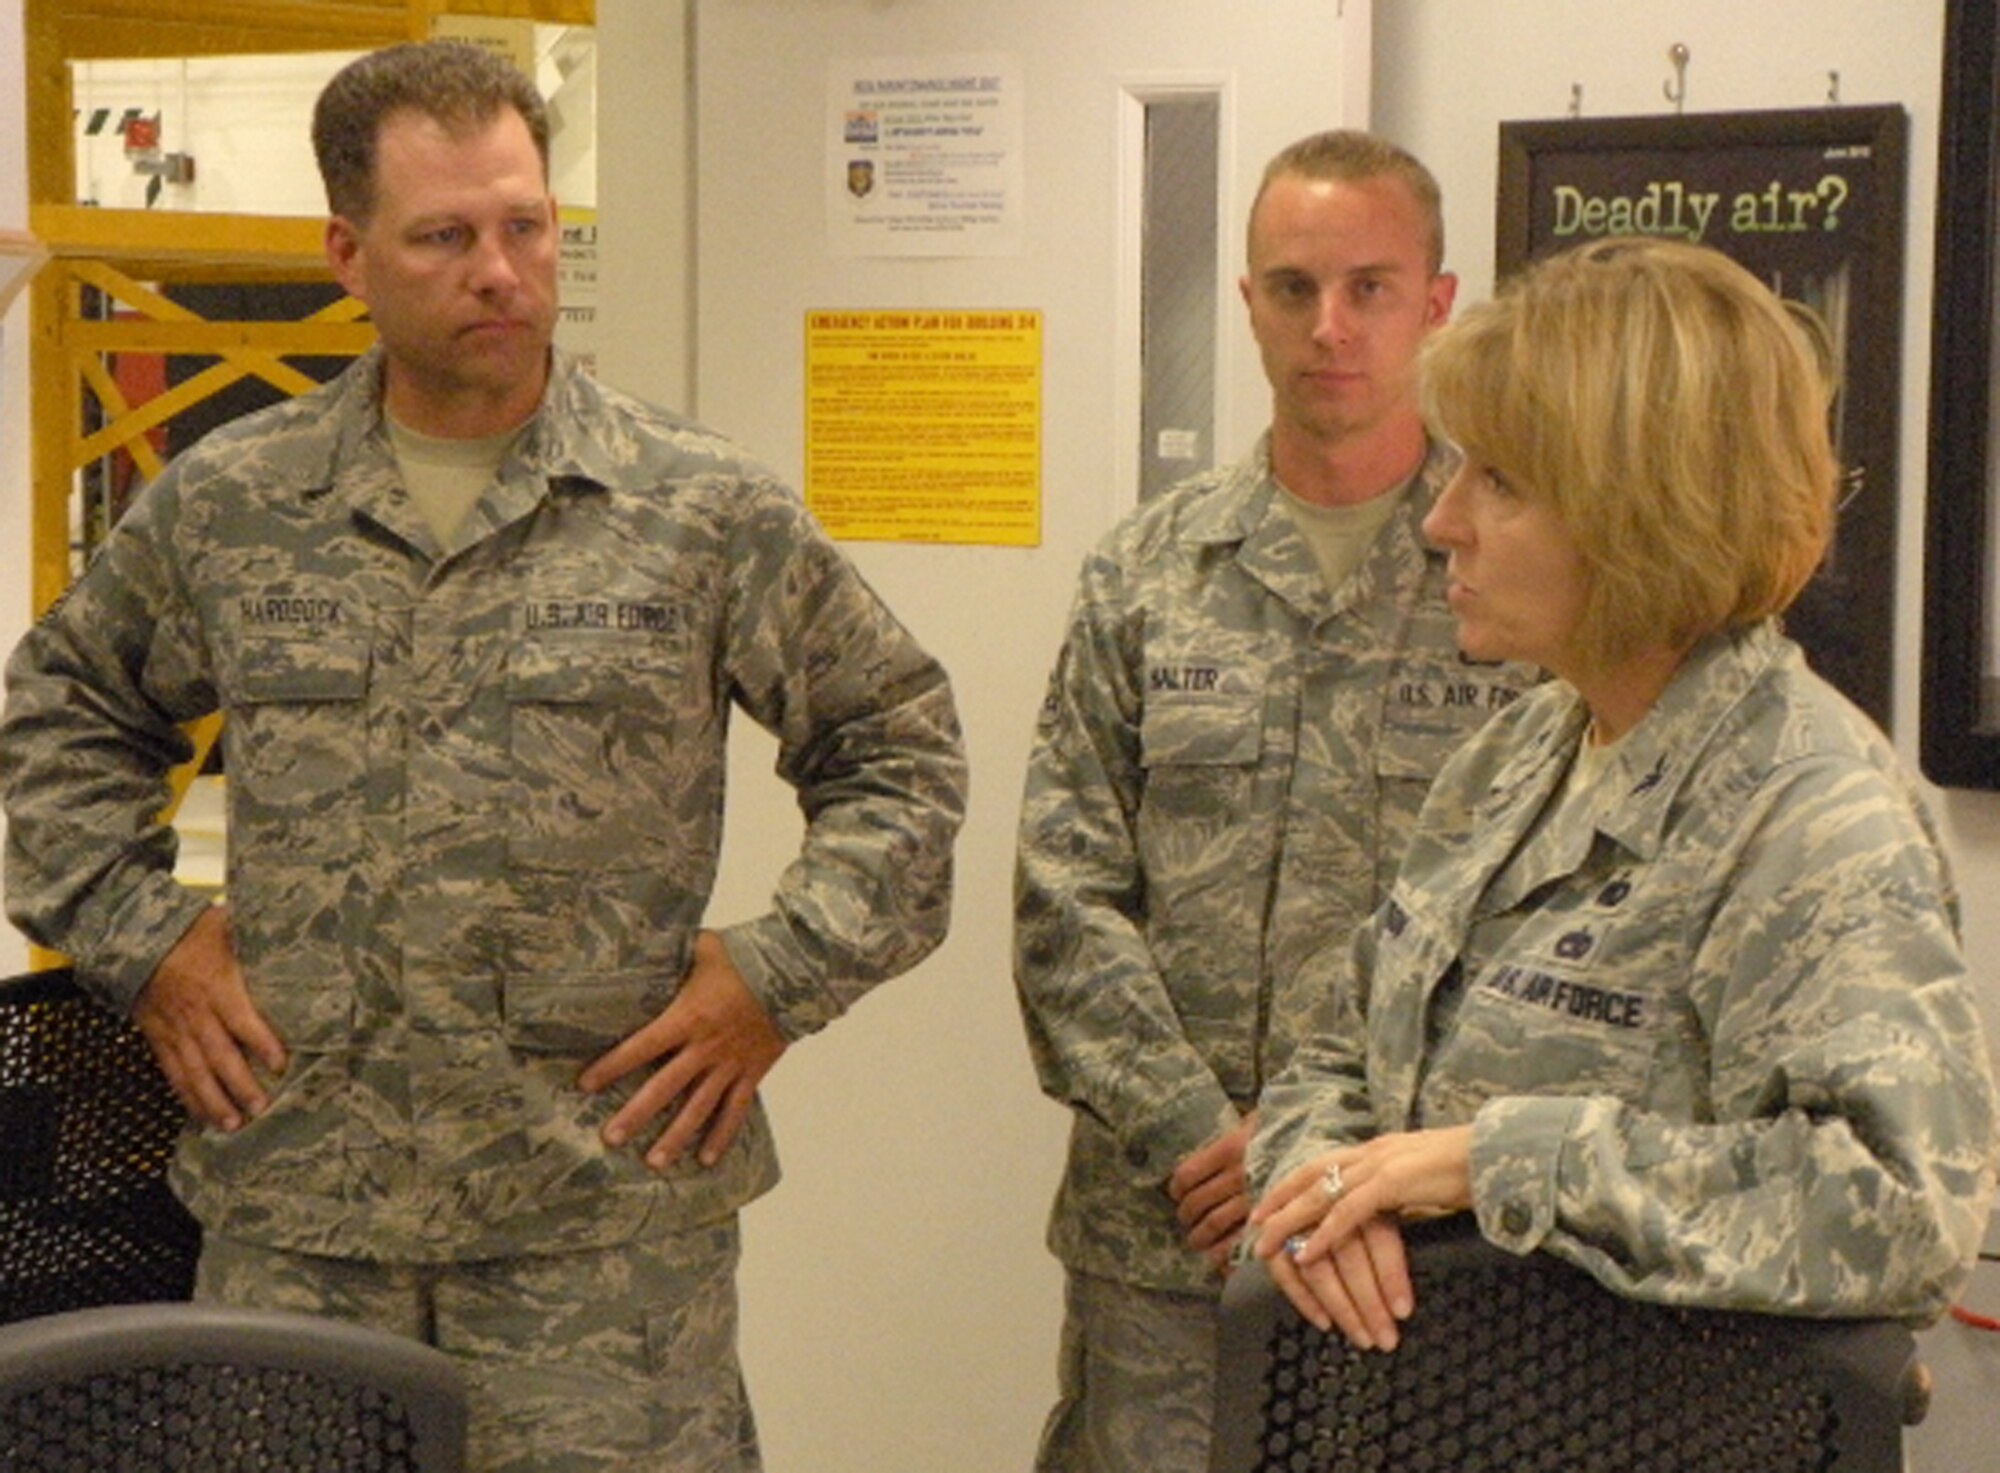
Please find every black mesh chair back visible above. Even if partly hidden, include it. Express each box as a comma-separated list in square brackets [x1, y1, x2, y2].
[0, 968, 201, 1326]
[1211, 1218, 1919, 1473]
[0, 1301, 466, 1472]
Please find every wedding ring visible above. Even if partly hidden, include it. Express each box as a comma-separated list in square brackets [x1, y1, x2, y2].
[1319, 1162, 1347, 1205]
[1284, 1235, 1308, 1259]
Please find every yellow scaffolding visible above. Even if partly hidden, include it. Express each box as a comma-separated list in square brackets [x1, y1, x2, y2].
[27, 2, 595, 616]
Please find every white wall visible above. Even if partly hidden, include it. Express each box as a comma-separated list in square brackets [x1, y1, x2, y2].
[598, 4, 1373, 1469]
[594, 2, 691, 413]
[1369, 0, 2000, 1091]
[1, 0, 28, 979]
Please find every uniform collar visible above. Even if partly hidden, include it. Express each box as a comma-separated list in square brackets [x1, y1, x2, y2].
[299, 346, 613, 555]
[1480, 622, 1786, 861]
[517, 348, 628, 494]
[1181, 433, 1455, 621]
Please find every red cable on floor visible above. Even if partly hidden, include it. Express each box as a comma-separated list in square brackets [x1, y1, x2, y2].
[1949, 1302, 2000, 1332]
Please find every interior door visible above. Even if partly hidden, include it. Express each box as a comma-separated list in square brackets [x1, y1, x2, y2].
[687, 5, 1365, 1469]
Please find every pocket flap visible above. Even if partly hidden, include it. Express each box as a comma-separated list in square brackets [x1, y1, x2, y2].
[506, 640, 677, 705]
[230, 638, 369, 704]
[1141, 696, 1261, 767]
[502, 972, 668, 1054]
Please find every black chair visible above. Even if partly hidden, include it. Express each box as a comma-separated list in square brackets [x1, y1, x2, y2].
[0, 1301, 466, 1471]
[1212, 1217, 1922, 1473]
[0, 968, 201, 1326]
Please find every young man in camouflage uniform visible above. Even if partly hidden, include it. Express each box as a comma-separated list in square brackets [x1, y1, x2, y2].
[1012, 132, 1536, 1472]
[0, 41, 965, 1472]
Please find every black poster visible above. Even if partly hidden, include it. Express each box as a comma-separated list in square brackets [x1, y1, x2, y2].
[1498, 107, 1909, 729]
[1921, 0, 2000, 791]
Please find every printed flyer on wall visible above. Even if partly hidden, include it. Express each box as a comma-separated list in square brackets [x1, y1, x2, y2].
[826, 53, 1023, 257]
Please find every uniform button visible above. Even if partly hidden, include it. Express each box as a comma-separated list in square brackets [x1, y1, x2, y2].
[1500, 1202, 1533, 1237]
[1125, 1143, 1150, 1169]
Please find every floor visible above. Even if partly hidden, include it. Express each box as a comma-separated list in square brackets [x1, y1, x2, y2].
[1905, 1214, 2000, 1470]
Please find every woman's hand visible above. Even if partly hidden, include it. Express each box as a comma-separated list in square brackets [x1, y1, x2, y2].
[1264, 1210, 1414, 1349]
[1248, 1126, 1475, 1349]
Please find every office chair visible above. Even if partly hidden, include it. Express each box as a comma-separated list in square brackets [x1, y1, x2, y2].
[0, 968, 201, 1326]
[0, 1301, 467, 1472]
[1211, 1217, 1921, 1473]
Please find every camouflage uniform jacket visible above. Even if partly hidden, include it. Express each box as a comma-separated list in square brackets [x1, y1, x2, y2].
[1, 347, 967, 1262]
[1254, 622, 1998, 1320]
[1014, 438, 1535, 1293]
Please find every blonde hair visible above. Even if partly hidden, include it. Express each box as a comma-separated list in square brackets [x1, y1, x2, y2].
[1251, 131, 1446, 274]
[1421, 237, 1836, 674]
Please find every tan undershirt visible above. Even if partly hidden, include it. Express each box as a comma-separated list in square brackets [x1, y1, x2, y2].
[1278, 475, 1413, 594]
[386, 417, 525, 544]
[1566, 720, 1632, 800]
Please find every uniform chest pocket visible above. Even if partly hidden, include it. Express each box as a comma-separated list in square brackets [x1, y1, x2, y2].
[1372, 672, 1525, 883]
[1376, 669, 1524, 783]
[505, 639, 694, 871]
[1137, 693, 1262, 834]
[1424, 963, 1663, 1123]
[223, 636, 371, 856]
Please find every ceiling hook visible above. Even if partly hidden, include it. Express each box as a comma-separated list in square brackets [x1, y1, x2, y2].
[1664, 43, 1690, 113]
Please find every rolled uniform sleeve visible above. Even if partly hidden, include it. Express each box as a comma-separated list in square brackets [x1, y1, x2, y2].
[1024, 556, 1240, 1176]
[709, 482, 966, 1040]
[1014, 552, 1237, 1183]
[2, 475, 219, 1013]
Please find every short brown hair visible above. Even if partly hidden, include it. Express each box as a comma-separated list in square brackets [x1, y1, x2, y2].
[312, 40, 550, 222]
[1421, 237, 1836, 674]
[1250, 130, 1446, 273]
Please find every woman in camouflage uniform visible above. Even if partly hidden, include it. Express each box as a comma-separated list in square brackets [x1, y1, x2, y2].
[1247, 237, 1997, 1350]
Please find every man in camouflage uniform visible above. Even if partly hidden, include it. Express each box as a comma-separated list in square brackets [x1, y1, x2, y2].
[1012, 131, 1534, 1472]
[0, 42, 964, 1473]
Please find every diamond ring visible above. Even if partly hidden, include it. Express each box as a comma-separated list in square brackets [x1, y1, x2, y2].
[1319, 1161, 1347, 1205]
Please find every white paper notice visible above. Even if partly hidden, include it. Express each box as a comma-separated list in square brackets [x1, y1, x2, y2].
[827, 54, 1022, 258]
